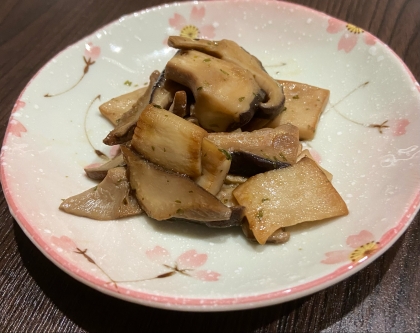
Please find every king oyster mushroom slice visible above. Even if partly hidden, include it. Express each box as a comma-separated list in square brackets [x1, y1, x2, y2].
[122, 146, 231, 222]
[99, 86, 148, 126]
[171, 205, 245, 228]
[132, 104, 208, 178]
[59, 167, 142, 220]
[84, 153, 126, 180]
[103, 70, 160, 146]
[149, 70, 189, 110]
[168, 90, 188, 118]
[168, 36, 285, 125]
[195, 138, 231, 195]
[229, 151, 290, 177]
[165, 49, 263, 132]
[242, 219, 290, 244]
[207, 125, 301, 177]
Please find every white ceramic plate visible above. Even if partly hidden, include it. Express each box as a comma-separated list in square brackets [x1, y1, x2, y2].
[1, 0, 420, 311]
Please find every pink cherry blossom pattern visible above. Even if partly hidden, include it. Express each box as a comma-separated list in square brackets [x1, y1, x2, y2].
[51, 235, 78, 252]
[390, 119, 410, 136]
[84, 42, 101, 61]
[321, 230, 380, 264]
[8, 119, 27, 137]
[45, 42, 101, 97]
[146, 246, 221, 282]
[327, 18, 376, 53]
[8, 100, 27, 137]
[12, 100, 26, 114]
[165, 6, 216, 44]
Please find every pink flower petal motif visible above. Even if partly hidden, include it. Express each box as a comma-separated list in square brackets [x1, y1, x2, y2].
[51, 235, 77, 252]
[190, 6, 205, 23]
[321, 250, 350, 264]
[146, 246, 171, 265]
[84, 42, 101, 61]
[326, 18, 375, 52]
[9, 119, 27, 137]
[338, 33, 358, 53]
[199, 25, 216, 39]
[391, 119, 410, 136]
[167, 6, 216, 41]
[177, 250, 207, 270]
[346, 230, 374, 248]
[12, 100, 25, 114]
[364, 33, 376, 45]
[321, 230, 376, 265]
[190, 269, 221, 282]
[326, 18, 344, 34]
[169, 13, 187, 30]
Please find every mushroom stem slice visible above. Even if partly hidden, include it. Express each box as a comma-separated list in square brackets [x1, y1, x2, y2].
[99, 87, 148, 126]
[165, 49, 263, 132]
[265, 80, 330, 140]
[233, 157, 348, 244]
[132, 104, 208, 178]
[103, 70, 160, 146]
[84, 153, 125, 180]
[207, 124, 301, 165]
[59, 167, 142, 220]
[122, 146, 231, 222]
[195, 138, 232, 195]
[168, 36, 285, 121]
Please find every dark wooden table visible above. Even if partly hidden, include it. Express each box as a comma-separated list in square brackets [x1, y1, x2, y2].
[1, 0, 419, 332]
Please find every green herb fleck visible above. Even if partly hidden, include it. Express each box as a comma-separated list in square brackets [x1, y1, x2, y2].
[292, 95, 300, 99]
[124, 80, 132, 86]
[197, 86, 203, 91]
[220, 69, 229, 75]
[238, 97, 245, 102]
[256, 209, 264, 220]
[203, 58, 211, 62]
[175, 200, 181, 203]
[279, 152, 287, 161]
[262, 198, 270, 202]
[93, 186, 98, 191]
[283, 107, 287, 111]
[153, 104, 162, 109]
[218, 149, 232, 160]
[151, 146, 155, 151]
[176, 208, 184, 214]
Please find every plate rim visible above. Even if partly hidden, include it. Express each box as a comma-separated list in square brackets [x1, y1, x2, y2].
[1, 0, 420, 311]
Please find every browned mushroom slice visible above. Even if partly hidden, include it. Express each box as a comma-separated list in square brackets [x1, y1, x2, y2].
[168, 36, 285, 124]
[229, 151, 290, 177]
[131, 104, 208, 178]
[195, 138, 231, 195]
[241, 219, 290, 244]
[122, 146, 231, 222]
[149, 70, 188, 110]
[207, 124, 300, 165]
[165, 49, 263, 132]
[265, 80, 330, 140]
[168, 90, 188, 117]
[84, 153, 125, 180]
[233, 157, 348, 244]
[99, 86, 148, 126]
[103, 70, 160, 146]
[171, 205, 245, 228]
[59, 167, 142, 220]
[216, 183, 240, 207]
